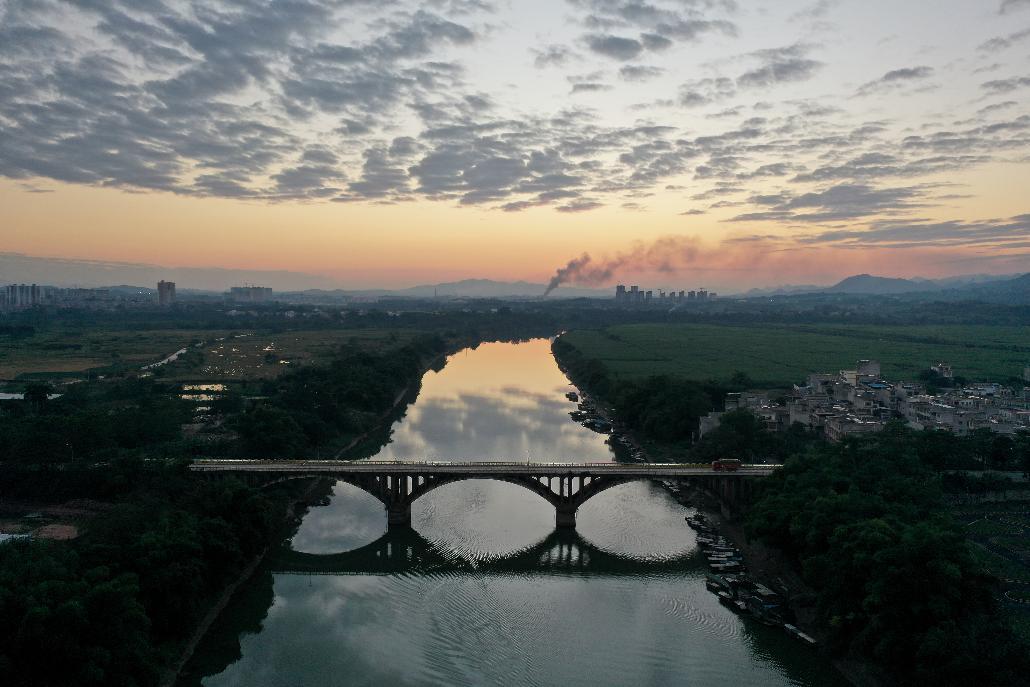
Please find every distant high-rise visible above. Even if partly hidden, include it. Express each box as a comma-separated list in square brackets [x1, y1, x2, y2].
[157, 280, 176, 306]
[615, 284, 626, 301]
[3, 284, 42, 309]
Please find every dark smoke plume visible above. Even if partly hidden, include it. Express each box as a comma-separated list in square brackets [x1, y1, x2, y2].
[543, 236, 707, 296]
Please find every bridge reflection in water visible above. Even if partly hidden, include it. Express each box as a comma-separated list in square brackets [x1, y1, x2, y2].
[270, 527, 703, 577]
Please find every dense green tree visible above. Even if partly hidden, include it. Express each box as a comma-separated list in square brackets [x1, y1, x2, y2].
[746, 427, 1030, 685]
[22, 382, 53, 413]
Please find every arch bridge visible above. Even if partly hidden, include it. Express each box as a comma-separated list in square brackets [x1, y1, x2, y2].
[190, 459, 778, 529]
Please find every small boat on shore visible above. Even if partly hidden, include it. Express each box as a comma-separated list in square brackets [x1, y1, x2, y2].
[783, 624, 818, 646]
[706, 574, 730, 592]
[709, 561, 744, 573]
[717, 591, 741, 610]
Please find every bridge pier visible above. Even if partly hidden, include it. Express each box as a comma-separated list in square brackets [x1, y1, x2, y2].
[555, 505, 577, 529]
[387, 503, 411, 529]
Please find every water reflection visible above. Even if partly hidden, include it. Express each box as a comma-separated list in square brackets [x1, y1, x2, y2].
[183, 340, 850, 687]
[365, 339, 611, 462]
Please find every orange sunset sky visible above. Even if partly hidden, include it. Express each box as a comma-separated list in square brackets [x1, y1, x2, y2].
[2, 1, 1029, 291]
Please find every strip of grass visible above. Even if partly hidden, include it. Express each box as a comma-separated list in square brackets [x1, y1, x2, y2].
[965, 519, 1022, 537]
[970, 543, 1030, 582]
[560, 323, 1028, 385]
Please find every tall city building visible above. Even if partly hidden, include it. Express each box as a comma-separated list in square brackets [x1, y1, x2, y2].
[615, 284, 626, 301]
[157, 280, 176, 306]
[3, 284, 43, 309]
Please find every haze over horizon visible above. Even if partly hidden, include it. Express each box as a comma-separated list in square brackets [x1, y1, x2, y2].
[2, 249, 1026, 295]
[2, 0, 1030, 290]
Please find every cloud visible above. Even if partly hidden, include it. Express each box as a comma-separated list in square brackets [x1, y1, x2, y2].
[978, 27, 1030, 52]
[640, 33, 673, 51]
[678, 77, 736, 106]
[571, 82, 612, 93]
[789, 0, 840, 22]
[977, 100, 1019, 116]
[619, 64, 665, 81]
[1000, 0, 1030, 13]
[854, 66, 934, 96]
[730, 183, 929, 223]
[798, 214, 1030, 250]
[736, 45, 823, 88]
[556, 199, 603, 213]
[0, 0, 1028, 226]
[534, 44, 575, 68]
[585, 34, 644, 60]
[981, 76, 1030, 94]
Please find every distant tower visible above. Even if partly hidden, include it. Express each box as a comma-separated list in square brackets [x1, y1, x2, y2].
[615, 284, 626, 301]
[158, 280, 176, 306]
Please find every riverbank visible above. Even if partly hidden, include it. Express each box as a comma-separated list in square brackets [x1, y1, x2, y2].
[164, 339, 467, 685]
[667, 481, 885, 687]
[159, 478, 328, 687]
[334, 349, 448, 458]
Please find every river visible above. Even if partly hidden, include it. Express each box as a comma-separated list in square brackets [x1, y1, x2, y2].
[179, 338, 849, 687]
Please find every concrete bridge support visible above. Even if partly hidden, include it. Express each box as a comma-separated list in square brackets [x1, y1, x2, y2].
[555, 504, 578, 529]
[387, 503, 412, 528]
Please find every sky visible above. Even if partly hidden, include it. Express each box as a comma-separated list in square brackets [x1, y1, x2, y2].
[1, 0, 1029, 291]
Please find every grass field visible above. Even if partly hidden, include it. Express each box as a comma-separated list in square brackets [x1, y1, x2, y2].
[0, 328, 227, 380]
[969, 544, 1030, 582]
[560, 323, 1030, 386]
[167, 329, 422, 380]
[0, 327, 421, 382]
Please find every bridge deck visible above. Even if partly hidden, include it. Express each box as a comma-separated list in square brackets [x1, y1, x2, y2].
[190, 459, 779, 477]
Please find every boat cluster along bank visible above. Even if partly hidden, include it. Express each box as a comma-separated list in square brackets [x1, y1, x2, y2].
[687, 513, 818, 648]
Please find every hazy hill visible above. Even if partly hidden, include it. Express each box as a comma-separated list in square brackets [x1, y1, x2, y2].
[930, 273, 1030, 304]
[824, 274, 930, 294]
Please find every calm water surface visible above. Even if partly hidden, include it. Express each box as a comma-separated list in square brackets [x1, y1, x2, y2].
[182, 339, 849, 687]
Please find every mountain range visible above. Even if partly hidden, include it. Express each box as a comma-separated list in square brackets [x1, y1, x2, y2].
[2, 252, 1028, 303]
[738, 273, 1029, 300]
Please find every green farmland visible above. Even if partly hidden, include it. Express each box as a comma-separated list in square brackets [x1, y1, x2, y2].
[0, 326, 421, 381]
[559, 323, 1030, 387]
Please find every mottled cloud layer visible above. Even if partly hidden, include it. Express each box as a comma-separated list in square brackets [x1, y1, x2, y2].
[0, 0, 1028, 260]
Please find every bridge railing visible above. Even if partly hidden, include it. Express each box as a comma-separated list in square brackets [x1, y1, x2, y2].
[190, 459, 781, 471]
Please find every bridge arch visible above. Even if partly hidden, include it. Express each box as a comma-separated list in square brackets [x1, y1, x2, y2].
[192, 459, 772, 530]
[325, 471, 642, 529]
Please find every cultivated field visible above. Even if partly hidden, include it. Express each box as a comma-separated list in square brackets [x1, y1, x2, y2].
[167, 328, 421, 380]
[0, 327, 420, 381]
[560, 323, 1030, 386]
[0, 328, 226, 380]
